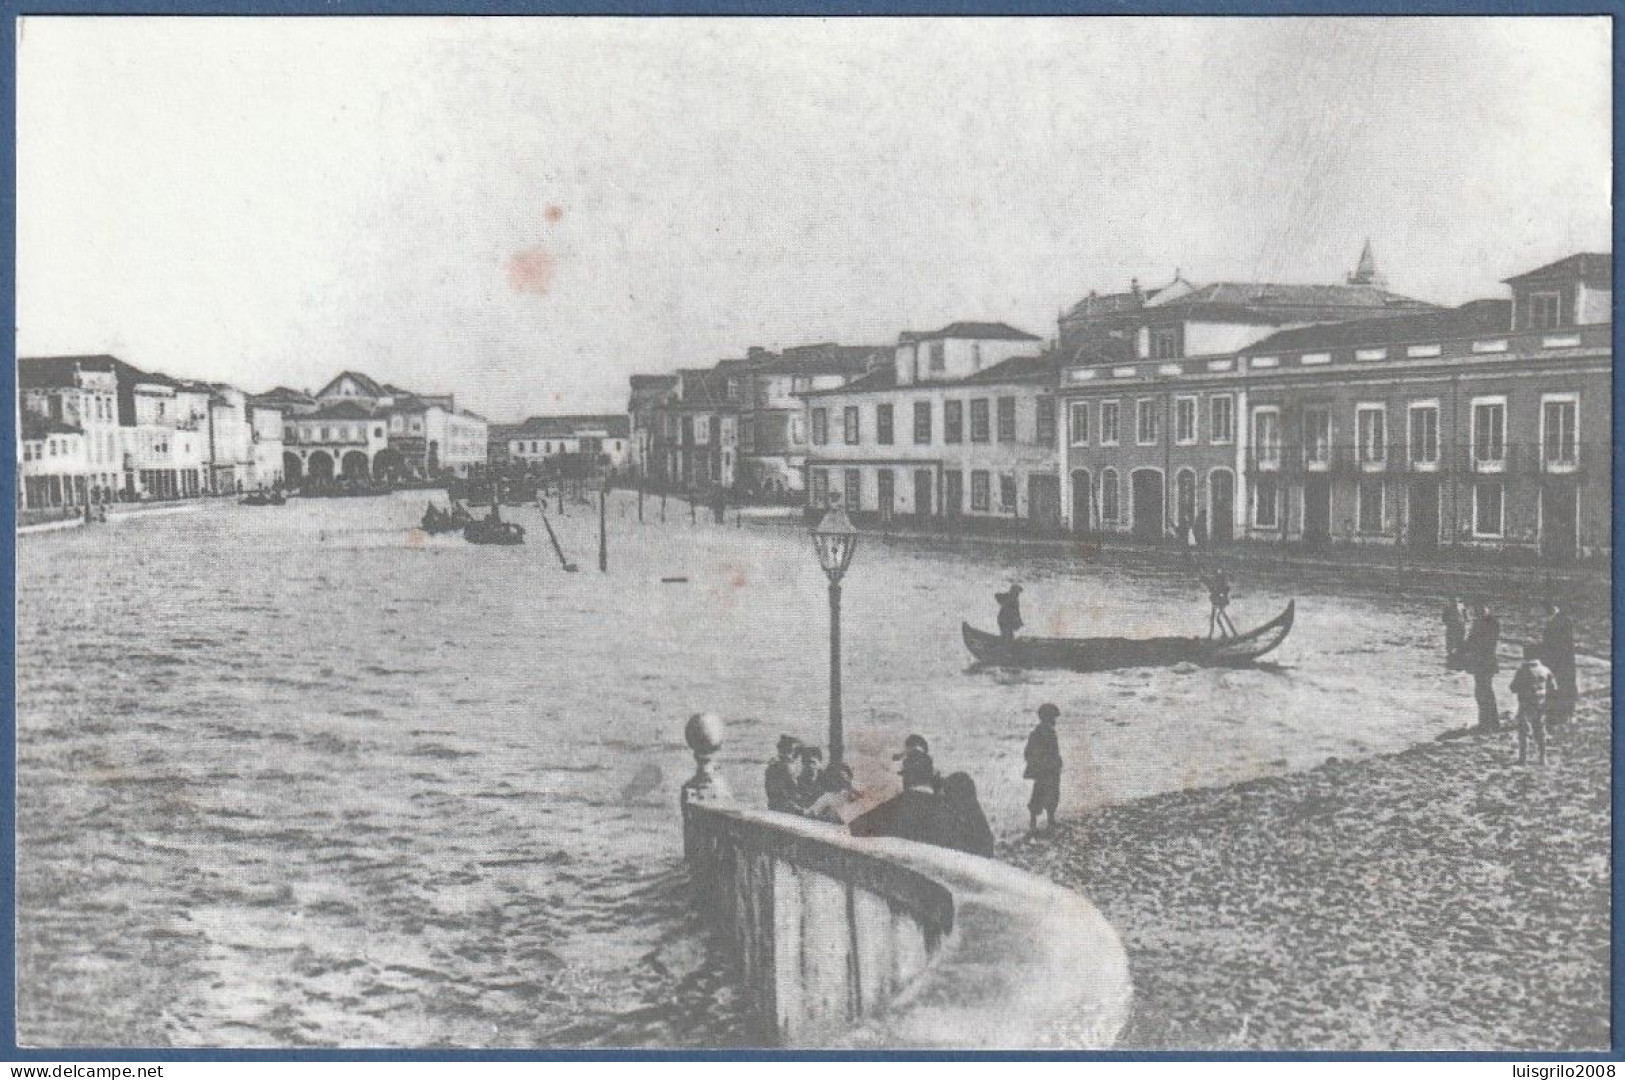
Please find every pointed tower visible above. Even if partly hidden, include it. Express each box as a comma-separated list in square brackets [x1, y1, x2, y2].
[1347, 239, 1381, 286]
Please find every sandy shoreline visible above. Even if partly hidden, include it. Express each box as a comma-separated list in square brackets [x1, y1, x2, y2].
[1003, 678, 1611, 1051]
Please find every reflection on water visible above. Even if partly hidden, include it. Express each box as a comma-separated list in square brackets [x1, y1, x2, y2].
[17, 492, 1491, 1046]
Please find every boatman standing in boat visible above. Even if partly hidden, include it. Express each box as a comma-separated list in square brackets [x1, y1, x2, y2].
[1023, 703, 1063, 834]
[1205, 568, 1237, 639]
[995, 583, 1024, 641]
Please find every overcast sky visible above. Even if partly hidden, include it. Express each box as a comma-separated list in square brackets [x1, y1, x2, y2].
[17, 17, 1612, 420]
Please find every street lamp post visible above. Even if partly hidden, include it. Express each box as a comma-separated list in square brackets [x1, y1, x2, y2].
[811, 498, 859, 767]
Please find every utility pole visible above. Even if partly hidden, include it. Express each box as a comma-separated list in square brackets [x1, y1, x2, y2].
[599, 485, 608, 573]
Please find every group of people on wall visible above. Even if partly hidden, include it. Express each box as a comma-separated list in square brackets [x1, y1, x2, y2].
[761, 703, 1067, 859]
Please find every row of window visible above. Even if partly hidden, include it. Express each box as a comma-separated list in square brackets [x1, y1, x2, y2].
[1069, 395, 1235, 447]
[812, 397, 1057, 448]
[1250, 395, 1580, 466]
[20, 437, 79, 461]
[809, 466, 1023, 514]
[298, 424, 386, 443]
[1248, 475, 1513, 539]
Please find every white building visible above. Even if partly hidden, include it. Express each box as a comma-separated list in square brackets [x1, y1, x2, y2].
[504, 414, 632, 473]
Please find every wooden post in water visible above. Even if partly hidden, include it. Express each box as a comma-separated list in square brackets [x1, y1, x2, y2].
[558, 481, 565, 516]
[638, 482, 644, 523]
[599, 486, 608, 573]
[690, 497, 697, 525]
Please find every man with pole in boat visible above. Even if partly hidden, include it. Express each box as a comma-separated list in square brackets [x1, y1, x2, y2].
[995, 583, 1024, 641]
[1204, 566, 1237, 639]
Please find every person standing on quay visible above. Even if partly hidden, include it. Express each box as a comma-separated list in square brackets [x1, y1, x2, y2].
[1443, 597, 1467, 671]
[1541, 600, 1577, 731]
[1024, 703, 1063, 834]
[764, 735, 801, 812]
[1509, 644, 1558, 766]
[1465, 603, 1502, 731]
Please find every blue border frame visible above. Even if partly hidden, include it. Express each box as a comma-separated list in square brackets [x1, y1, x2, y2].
[0, 3, 1618, 1063]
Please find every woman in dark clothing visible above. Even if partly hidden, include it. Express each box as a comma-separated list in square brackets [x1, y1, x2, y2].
[941, 772, 996, 857]
[1024, 703, 1063, 832]
[1541, 601, 1577, 729]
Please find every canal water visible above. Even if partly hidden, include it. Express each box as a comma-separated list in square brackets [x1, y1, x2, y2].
[16, 491, 1504, 1047]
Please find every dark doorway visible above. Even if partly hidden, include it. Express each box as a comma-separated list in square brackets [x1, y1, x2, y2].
[307, 451, 335, 484]
[1409, 479, 1440, 550]
[1071, 470, 1093, 532]
[1304, 476, 1331, 545]
[944, 471, 963, 517]
[1131, 469, 1164, 540]
[283, 452, 303, 486]
[1028, 474, 1061, 531]
[913, 469, 933, 519]
[341, 451, 371, 480]
[1210, 469, 1235, 542]
[877, 469, 894, 523]
[1541, 482, 1579, 563]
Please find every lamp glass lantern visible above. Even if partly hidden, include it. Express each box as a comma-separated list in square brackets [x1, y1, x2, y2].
[812, 503, 859, 584]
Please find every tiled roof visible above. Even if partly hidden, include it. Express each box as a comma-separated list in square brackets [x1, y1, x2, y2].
[316, 370, 388, 399]
[802, 351, 1057, 395]
[752, 344, 886, 376]
[1240, 299, 1512, 355]
[20, 413, 83, 439]
[510, 414, 631, 438]
[1160, 281, 1435, 313]
[251, 386, 316, 406]
[20, 354, 160, 389]
[1503, 252, 1612, 287]
[901, 321, 1041, 343]
[304, 401, 378, 421]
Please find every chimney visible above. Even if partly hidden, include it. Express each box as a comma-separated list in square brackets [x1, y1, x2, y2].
[1130, 278, 1142, 299]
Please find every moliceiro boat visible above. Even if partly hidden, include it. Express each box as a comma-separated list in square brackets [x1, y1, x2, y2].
[962, 600, 1294, 672]
[463, 516, 526, 546]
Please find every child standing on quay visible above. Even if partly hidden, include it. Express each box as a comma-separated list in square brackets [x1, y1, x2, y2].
[1509, 644, 1558, 766]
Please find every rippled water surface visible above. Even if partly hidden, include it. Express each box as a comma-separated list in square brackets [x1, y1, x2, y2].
[18, 492, 1501, 1047]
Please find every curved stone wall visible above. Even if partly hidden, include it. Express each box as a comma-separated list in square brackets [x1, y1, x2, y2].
[682, 798, 1131, 1049]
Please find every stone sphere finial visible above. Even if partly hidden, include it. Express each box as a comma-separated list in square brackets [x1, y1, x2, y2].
[686, 712, 725, 757]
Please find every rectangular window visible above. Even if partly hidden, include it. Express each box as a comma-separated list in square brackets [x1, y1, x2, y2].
[1303, 407, 1331, 466]
[1357, 479, 1384, 535]
[970, 399, 990, 443]
[1000, 474, 1017, 512]
[844, 469, 861, 512]
[913, 401, 932, 445]
[876, 404, 894, 445]
[1357, 406, 1386, 464]
[970, 470, 990, 512]
[1252, 408, 1280, 466]
[1069, 402, 1091, 446]
[877, 470, 895, 517]
[843, 406, 860, 445]
[1100, 471, 1120, 523]
[1136, 399, 1159, 445]
[1100, 401, 1120, 446]
[1036, 397, 1056, 446]
[1472, 398, 1507, 466]
[997, 397, 1016, 442]
[810, 469, 829, 507]
[1542, 396, 1578, 466]
[1253, 476, 1279, 529]
[1409, 404, 1439, 466]
[811, 408, 828, 446]
[1473, 480, 1504, 537]
[929, 340, 946, 372]
[1175, 397, 1197, 444]
[944, 400, 963, 444]
[1150, 327, 1180, 360]
[1529, 291, 1563, 330]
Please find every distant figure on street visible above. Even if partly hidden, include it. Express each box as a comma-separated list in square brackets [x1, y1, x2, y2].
[1465, 603, 1502, 731]
[794, 745, 825, 809]
[1443, 597, 1467, 671]
[941, 772, 996, 857]
[1541, 601, 1577, 731]
[849, 753, 957, 850]
[1509, 644, 1557, 765]
[995, 584, 1024, 641]
[764, 735, 801, 812]
[1205, 568, 1237, 639]
[805, 762, 860, 825]
[1023, 703, 1063, 833]
[1193, 510, 1209, 549]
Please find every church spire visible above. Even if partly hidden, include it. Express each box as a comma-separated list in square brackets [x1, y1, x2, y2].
[1348, 238, 1379, 286]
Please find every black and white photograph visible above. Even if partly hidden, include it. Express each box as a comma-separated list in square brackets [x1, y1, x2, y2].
[12, 15, 1613, 1053]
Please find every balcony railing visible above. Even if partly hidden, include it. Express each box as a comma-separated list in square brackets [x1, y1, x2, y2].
[1248, 441, 1600, 478]
[1461, 441, 1596, 476]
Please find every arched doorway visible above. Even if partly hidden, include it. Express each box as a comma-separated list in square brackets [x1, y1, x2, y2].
[1209, 469, 1235, 542]
[283, 452, 303, 487]
[307, 450, 335, 484]
[373, 448, 406, 483]
[1131, 469, 1164, 539]
[1175, 469, 1197, 530]
[1071, 469, 1093, 532]
[341, 451, 370, 481]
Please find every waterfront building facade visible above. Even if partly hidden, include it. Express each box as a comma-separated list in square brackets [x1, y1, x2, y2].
[282, 401, 392, 485]
[503, 415, 632, 473]
[1057, 252, 1611, 562]
[17, 414, 90, 509]
[802, 323, 1062, 524]
[247, 401, 286, 490]
[737, 344, 881, 496]
[18, 359, 123, 502]
[627, 375, 679, 480]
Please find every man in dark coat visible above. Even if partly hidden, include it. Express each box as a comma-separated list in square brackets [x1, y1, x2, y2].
[849, 753, 958, 849]
[764, 735, 801, 812]
[1541, 601, 1578, 730]
[1443, 597, 1466, 671]
[1024, 703, 1063, 832]
[995, 584, 1024, 640]
[1465, 603, 1502, 731]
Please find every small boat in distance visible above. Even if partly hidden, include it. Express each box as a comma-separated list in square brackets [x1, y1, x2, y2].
[463, 510, 526, 546]
[239, 490, 286, 507]
[962, 600, 1294, 673]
